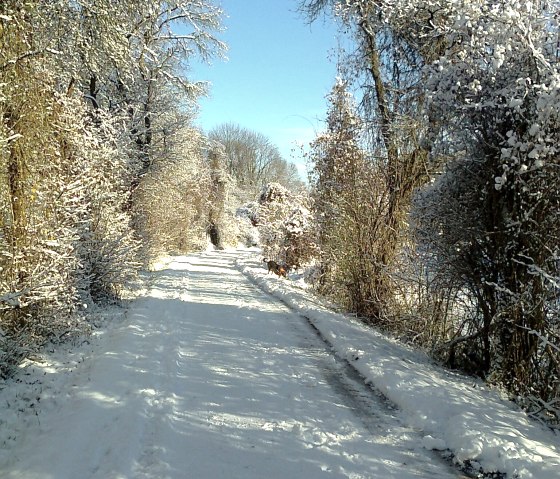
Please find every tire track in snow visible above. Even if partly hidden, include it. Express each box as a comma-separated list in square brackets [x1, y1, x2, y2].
[0, 251, 467, 478]
[238, 251, 472, 479]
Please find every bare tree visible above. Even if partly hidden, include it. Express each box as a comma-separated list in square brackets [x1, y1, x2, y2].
[209, 122, 302, 197]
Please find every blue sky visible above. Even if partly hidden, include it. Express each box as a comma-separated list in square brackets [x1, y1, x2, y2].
[190, 0, 345, 179]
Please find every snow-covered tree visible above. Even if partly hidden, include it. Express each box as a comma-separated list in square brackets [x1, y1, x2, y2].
[134, 127, 212, 259]
[257, 183, 317, 269]
[209, 123, 303, 199]
[19, 0, 225, 197]
[302, 0, 442, 321]
[0, 66, 138, 378]
[0, 0, 225, 375]
[413, 0, 560, 408]
[308, 79, 388, 316]
[304, 0, 559, 420]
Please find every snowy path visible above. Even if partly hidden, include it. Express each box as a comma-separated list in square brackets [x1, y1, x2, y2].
[1, 252, 464, 479]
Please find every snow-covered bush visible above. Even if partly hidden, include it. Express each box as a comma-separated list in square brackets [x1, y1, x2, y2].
[134, 130, 249, 260]
[411, 0, 560, 418]
[0, 75, 140, 377]
[134, 127, 212, 259]
[257, 183, 317, 269]
[235, 202, 260, 247]
[0, 3, 141, 375]
[206, 144, 243, 250]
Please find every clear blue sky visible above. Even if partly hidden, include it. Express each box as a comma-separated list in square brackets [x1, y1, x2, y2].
[191, 0, 345, 179]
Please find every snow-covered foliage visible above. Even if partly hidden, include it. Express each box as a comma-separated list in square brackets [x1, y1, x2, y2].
[303, 0, 437, 321]
[303, 0, 559, 423]
[0, 0, 225, 375]
[409, 0, 560, 420]
[0, 72, 139, 377]
[134, 127, 212, 259]
[257, 183, 317, 269]
[135, 134, 249, 261]
[235, 202, 260, 247]
[64, 104, 141, 303]
[308, 78, 400, 319]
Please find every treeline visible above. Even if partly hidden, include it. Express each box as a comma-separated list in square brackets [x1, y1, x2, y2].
[209, 122, 303, 201]
[0, 0, 224, 376]
[0, 1, 302, 378]
[292, 0, 560, 426]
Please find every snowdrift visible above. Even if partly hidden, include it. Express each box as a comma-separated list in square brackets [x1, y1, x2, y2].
[239, 255, 560, 479]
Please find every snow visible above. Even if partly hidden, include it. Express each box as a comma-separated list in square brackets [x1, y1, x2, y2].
[422, 436, 448, 452]
[238, 252, 560, 479]
[0, 249, 558, 478]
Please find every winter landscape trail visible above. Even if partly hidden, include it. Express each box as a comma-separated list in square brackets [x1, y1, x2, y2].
[1, 251, 466, 478]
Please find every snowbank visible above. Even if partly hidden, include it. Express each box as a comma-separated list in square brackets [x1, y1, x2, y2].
[239, 256, 560, 479]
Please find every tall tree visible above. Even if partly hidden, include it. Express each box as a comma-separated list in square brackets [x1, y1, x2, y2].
[302, 0, 443, 320]
[308, 79, 382, 315]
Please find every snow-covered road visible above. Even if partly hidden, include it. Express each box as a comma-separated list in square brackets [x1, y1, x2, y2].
[0, 251, 464, 479]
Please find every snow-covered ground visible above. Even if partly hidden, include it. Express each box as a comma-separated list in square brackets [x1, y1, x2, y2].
[237, 251, 560, 479]
[0, 250, 558, 478]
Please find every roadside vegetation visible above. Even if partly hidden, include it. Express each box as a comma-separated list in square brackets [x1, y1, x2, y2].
[294, 0, 560, 427]
[1, 0, 558, 429]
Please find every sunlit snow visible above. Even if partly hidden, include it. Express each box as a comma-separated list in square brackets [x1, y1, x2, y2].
[0, 250, 558, 478]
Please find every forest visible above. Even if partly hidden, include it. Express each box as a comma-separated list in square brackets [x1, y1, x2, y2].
[1, 0, 559, 430]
